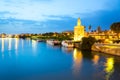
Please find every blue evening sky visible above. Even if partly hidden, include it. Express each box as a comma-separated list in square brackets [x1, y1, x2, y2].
[0, 0, 120, 33]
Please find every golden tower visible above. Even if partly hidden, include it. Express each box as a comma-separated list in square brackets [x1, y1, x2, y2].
[74, 18, 85, 41]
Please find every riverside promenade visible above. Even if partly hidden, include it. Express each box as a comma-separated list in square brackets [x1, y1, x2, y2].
[92, 43, 120, 56]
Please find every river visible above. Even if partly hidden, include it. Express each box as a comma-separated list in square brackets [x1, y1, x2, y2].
[0, 38, 120, 80]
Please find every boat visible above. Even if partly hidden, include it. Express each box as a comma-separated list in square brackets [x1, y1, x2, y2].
[46, 39, 61, 45]
[36, 39, 45, 42]
[62, 40, 74, 48]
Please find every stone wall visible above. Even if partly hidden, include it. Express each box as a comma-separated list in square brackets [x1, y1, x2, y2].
[92, 43, 120, 56]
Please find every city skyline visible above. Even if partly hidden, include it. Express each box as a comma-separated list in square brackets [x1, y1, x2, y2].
[0, 0, 120, 33]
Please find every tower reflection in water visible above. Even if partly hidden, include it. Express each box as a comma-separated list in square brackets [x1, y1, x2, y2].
[105, 57, 114, 80]
[73, 48, 83, 76]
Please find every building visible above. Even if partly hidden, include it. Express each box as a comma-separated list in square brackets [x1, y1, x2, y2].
[74, 18, 120, 43]
[88, 30, 118, 40]
[74, 18, 85, 41]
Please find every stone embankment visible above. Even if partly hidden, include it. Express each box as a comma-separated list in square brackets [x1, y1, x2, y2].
[92, 43, 120, 56]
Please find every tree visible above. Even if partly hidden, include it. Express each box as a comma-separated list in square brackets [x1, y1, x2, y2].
[88, 25, 91, 33]
[97, 26, 101, 33]
[80, 36, 96, 50]
[110, 22, 120, 39]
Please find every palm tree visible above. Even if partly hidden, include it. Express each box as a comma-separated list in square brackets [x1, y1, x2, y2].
[88, 25, 91, 33]
[97, 26, 102, 39]
[97, 26, 101, 33]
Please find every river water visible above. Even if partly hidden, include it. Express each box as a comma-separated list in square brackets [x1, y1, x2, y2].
[0, 38, 120, 80]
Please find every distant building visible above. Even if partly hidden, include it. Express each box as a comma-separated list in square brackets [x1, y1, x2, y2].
[62, 30, 73, 36]
[74, 18, 85, 41]
[88, 30, 118, 40]
[0, 33, 6, 38]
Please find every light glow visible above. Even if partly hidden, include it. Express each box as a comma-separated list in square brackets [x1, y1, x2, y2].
[73, 48, 83, 76]
[92, 55, 99, 65]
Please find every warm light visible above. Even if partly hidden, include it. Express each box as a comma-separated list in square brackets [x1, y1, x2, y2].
[104, 39, 112, 43]
[32, 40, 37, 53]
[92, 55, 99, 65]
[8, 38, 12, 50]
[1, 38, 5, 52]
[105, 58, 114, 73]
[15, 38, 19, 50]
[77, 18, 81, 26]
[15, 38, 19, 55]
[105, 58, 114, 80]
[73, 48, 83, 76]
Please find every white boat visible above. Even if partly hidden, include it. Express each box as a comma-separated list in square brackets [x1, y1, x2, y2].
[62, 40, 74, 48]
[46, 39, 61, 45]
[36, 39, 45, 42]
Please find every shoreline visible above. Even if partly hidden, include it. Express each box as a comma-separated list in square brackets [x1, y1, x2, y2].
[92, 43, 120, 56]
[1, 38, 120, 56]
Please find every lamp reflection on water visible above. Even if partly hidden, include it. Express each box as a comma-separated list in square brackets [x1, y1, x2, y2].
[1, 38, 5, 58]
[8, 38, 12, 50]
[1, 38, 5, 52]
[105, 57, 114, 80]
[73, 48, 83, 76]
[92, 55, 99, 65]
[32, 40, 37, 54]
[15, 38, 19, 55]
[8, 38, 12, 57]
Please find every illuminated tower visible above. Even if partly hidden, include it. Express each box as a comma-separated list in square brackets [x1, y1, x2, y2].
[74, 18, 85, 41]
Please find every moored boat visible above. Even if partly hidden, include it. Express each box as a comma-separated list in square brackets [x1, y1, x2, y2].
[62, 40, 74, 48]
[46, 39, 61, 45]
[36, 39, 45, 42]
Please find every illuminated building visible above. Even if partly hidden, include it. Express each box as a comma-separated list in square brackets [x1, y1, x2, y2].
[73, 18, 119, 42]
[74, 18, 85, 41]
[87, 30, 116, 40]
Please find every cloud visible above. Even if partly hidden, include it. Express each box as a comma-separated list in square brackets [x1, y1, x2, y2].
[1, 0, 118, 21]
[0, 11, 17, 19]
[0, 0, 120, 33]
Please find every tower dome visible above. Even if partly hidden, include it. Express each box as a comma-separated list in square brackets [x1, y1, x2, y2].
[77, 18, 81, 26]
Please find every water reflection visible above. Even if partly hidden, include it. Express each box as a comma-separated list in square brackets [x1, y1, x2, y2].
[0, 38, 120, 80]
[8, 38, 12, 50]
[1, 38, 5, 52]
[15, 38, 19, 50]
[62, 47, 73, 53]
[21, 39, 24, 49]
[0, 38, 20, 57]
[15, 38, 19, 56]
[32, 40, 37, 53]
[73, 48, 83, 76]
[1, 38, 5, 58]
[105, 58, 114, 80]
[0, 38, 39, 57]
[92, 55, 100, 65]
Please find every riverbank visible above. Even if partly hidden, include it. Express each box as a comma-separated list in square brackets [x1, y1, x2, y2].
[92, 43, 120, 56]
